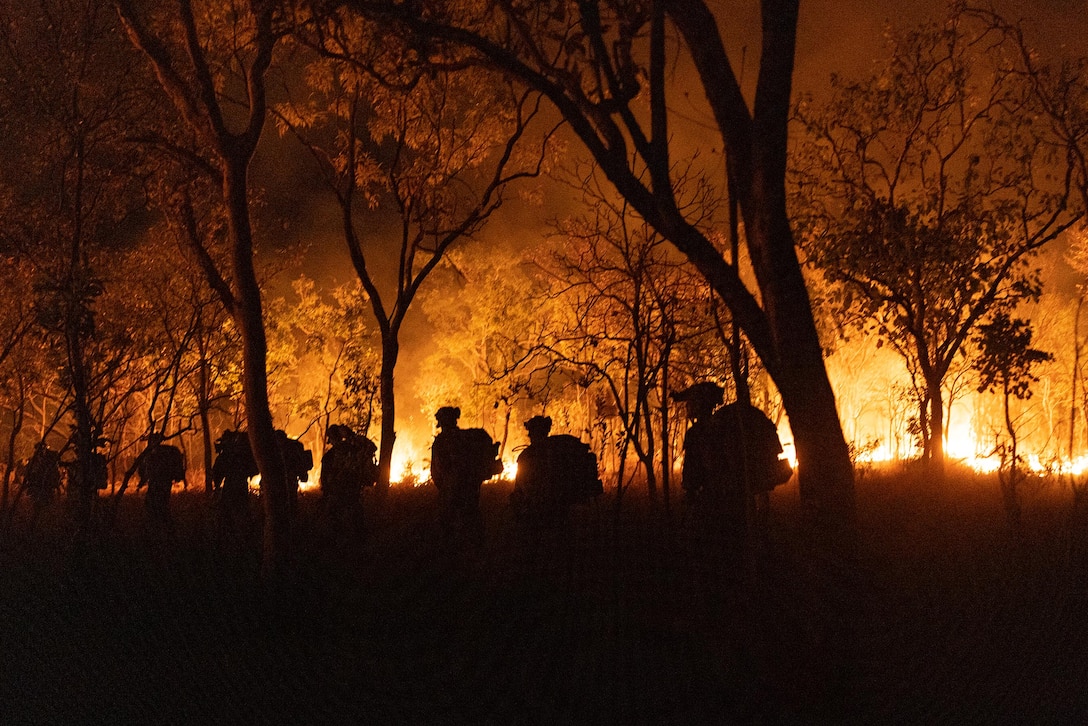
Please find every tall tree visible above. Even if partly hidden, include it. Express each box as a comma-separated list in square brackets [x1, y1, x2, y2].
[0, 0, 148, 533]
[278, 30, 556, 486]
[974, 313, 1052, 527]
[524, 165, 718, 502]
[118, 236, 242, 493]
[792, 8, 1083, 471]
[325, 0, 857, 539]
[0, 253, 44, 513]
[113, 0, 295, 573]
[266, 276, 380, 444]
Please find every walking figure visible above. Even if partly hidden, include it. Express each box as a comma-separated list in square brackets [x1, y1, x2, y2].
[320, 424, 378, 539]
[430, 406, 502, 545]
[675, 382, 792, 552]
[512, 415, 601, 527]
[21, 440, 63, 502]
[277, 429, 313, 514]
[138, 433, 186, 524]
[212, 429, 258, 526]
[16, 440, 63, 534]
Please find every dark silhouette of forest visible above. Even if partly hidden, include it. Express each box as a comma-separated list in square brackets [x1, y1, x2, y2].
[2, 470, 1087, 722]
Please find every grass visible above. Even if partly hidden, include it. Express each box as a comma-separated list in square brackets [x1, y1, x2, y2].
[1, 469, 1086, 724]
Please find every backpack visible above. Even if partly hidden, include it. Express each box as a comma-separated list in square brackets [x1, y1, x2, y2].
[459, 428, 503, 481]
[714, 403, 790, 494]
[139, 444, 185, 485]
[546, 434, 603, 501]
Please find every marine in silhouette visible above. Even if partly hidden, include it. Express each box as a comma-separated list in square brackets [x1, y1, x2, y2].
[277, 429, 313, 512]
[212, 429, 258, 517]
[63, 434, 110, 498]
[512, 415, 602, 525]
[675, 382, 792, 546]
[138, 433, 186, 523]
[430, 406, 502, 543]
[60, 433, 110, 547]
[11, 440, 63, 536]
[21, 440, 63, 502]
[320, 424, 378, 532]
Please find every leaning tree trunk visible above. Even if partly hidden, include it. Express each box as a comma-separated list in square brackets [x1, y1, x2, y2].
[1, 384, 25, 515]
[747, 181, 857, 541]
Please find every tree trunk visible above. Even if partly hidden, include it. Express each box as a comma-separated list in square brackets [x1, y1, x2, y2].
[927, 374, 946, 477]
[659, 352, 671, 509]
[774, 340, 857, 542]
[199, 407, 214, 494]
[197, 347, 214, 494]
[1, 385, 25, 515]
[377, 334, 399, 489]
[1071, 294, 1082, 460]
[225, 162, 291, 578]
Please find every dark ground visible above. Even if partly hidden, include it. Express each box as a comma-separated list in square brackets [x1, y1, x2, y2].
[1, 469, 1087, 724]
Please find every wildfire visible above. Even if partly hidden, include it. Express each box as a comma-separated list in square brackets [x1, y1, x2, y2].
[389, 449, 429, 486]
[852, 416, 1088, 476]
[387, 446, 518, 486]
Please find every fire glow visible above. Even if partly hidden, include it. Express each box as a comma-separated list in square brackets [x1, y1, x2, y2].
[852, 411, 1088, 476]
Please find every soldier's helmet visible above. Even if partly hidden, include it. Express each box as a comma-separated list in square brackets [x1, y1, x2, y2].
[524, 415, 552, 439]
[326, 424, 346, 445]
[673, 382, 724, 419]
[435, 406, 461, 428]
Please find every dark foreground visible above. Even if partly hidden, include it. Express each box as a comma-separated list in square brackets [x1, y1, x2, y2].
[2, 470, 1087, 724]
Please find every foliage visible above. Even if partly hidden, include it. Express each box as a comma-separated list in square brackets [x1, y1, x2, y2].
[791, 7, 1083, 464]
[974, 313, 1053, 401]
[266, 276, 379, 437]
[278, 17, 558, 484]
[324, 0, 859, 531]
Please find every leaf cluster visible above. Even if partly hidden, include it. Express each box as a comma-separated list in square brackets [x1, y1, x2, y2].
[973, 312, 1052, 400]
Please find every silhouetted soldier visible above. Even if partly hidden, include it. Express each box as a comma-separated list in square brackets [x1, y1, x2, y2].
[60, 433, 110, 551]
[320, 423, 378, 537]
[212, 429, 258, 524]
[277, 429, 313, 514]
[63, 434, 109, 503]
[21, 440, 63, 502]
[512, 415, 602, 527]
[675, 382, 726, 501]
[430, 406, 502, 544]
[17, 440, 63, 532]
[65, 435, 110, 494]
[138, 433, 186, 524]
[676, 382, 792, 552]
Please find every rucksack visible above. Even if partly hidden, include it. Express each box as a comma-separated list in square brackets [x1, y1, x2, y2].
[546, 434, 602, 501]
[714, 403, 790, 493]
[458, 428, 503, 481]
[139, 444, 185, 485]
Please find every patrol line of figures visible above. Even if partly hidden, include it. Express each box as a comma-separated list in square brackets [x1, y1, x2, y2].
[12, 382, 792, 535]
